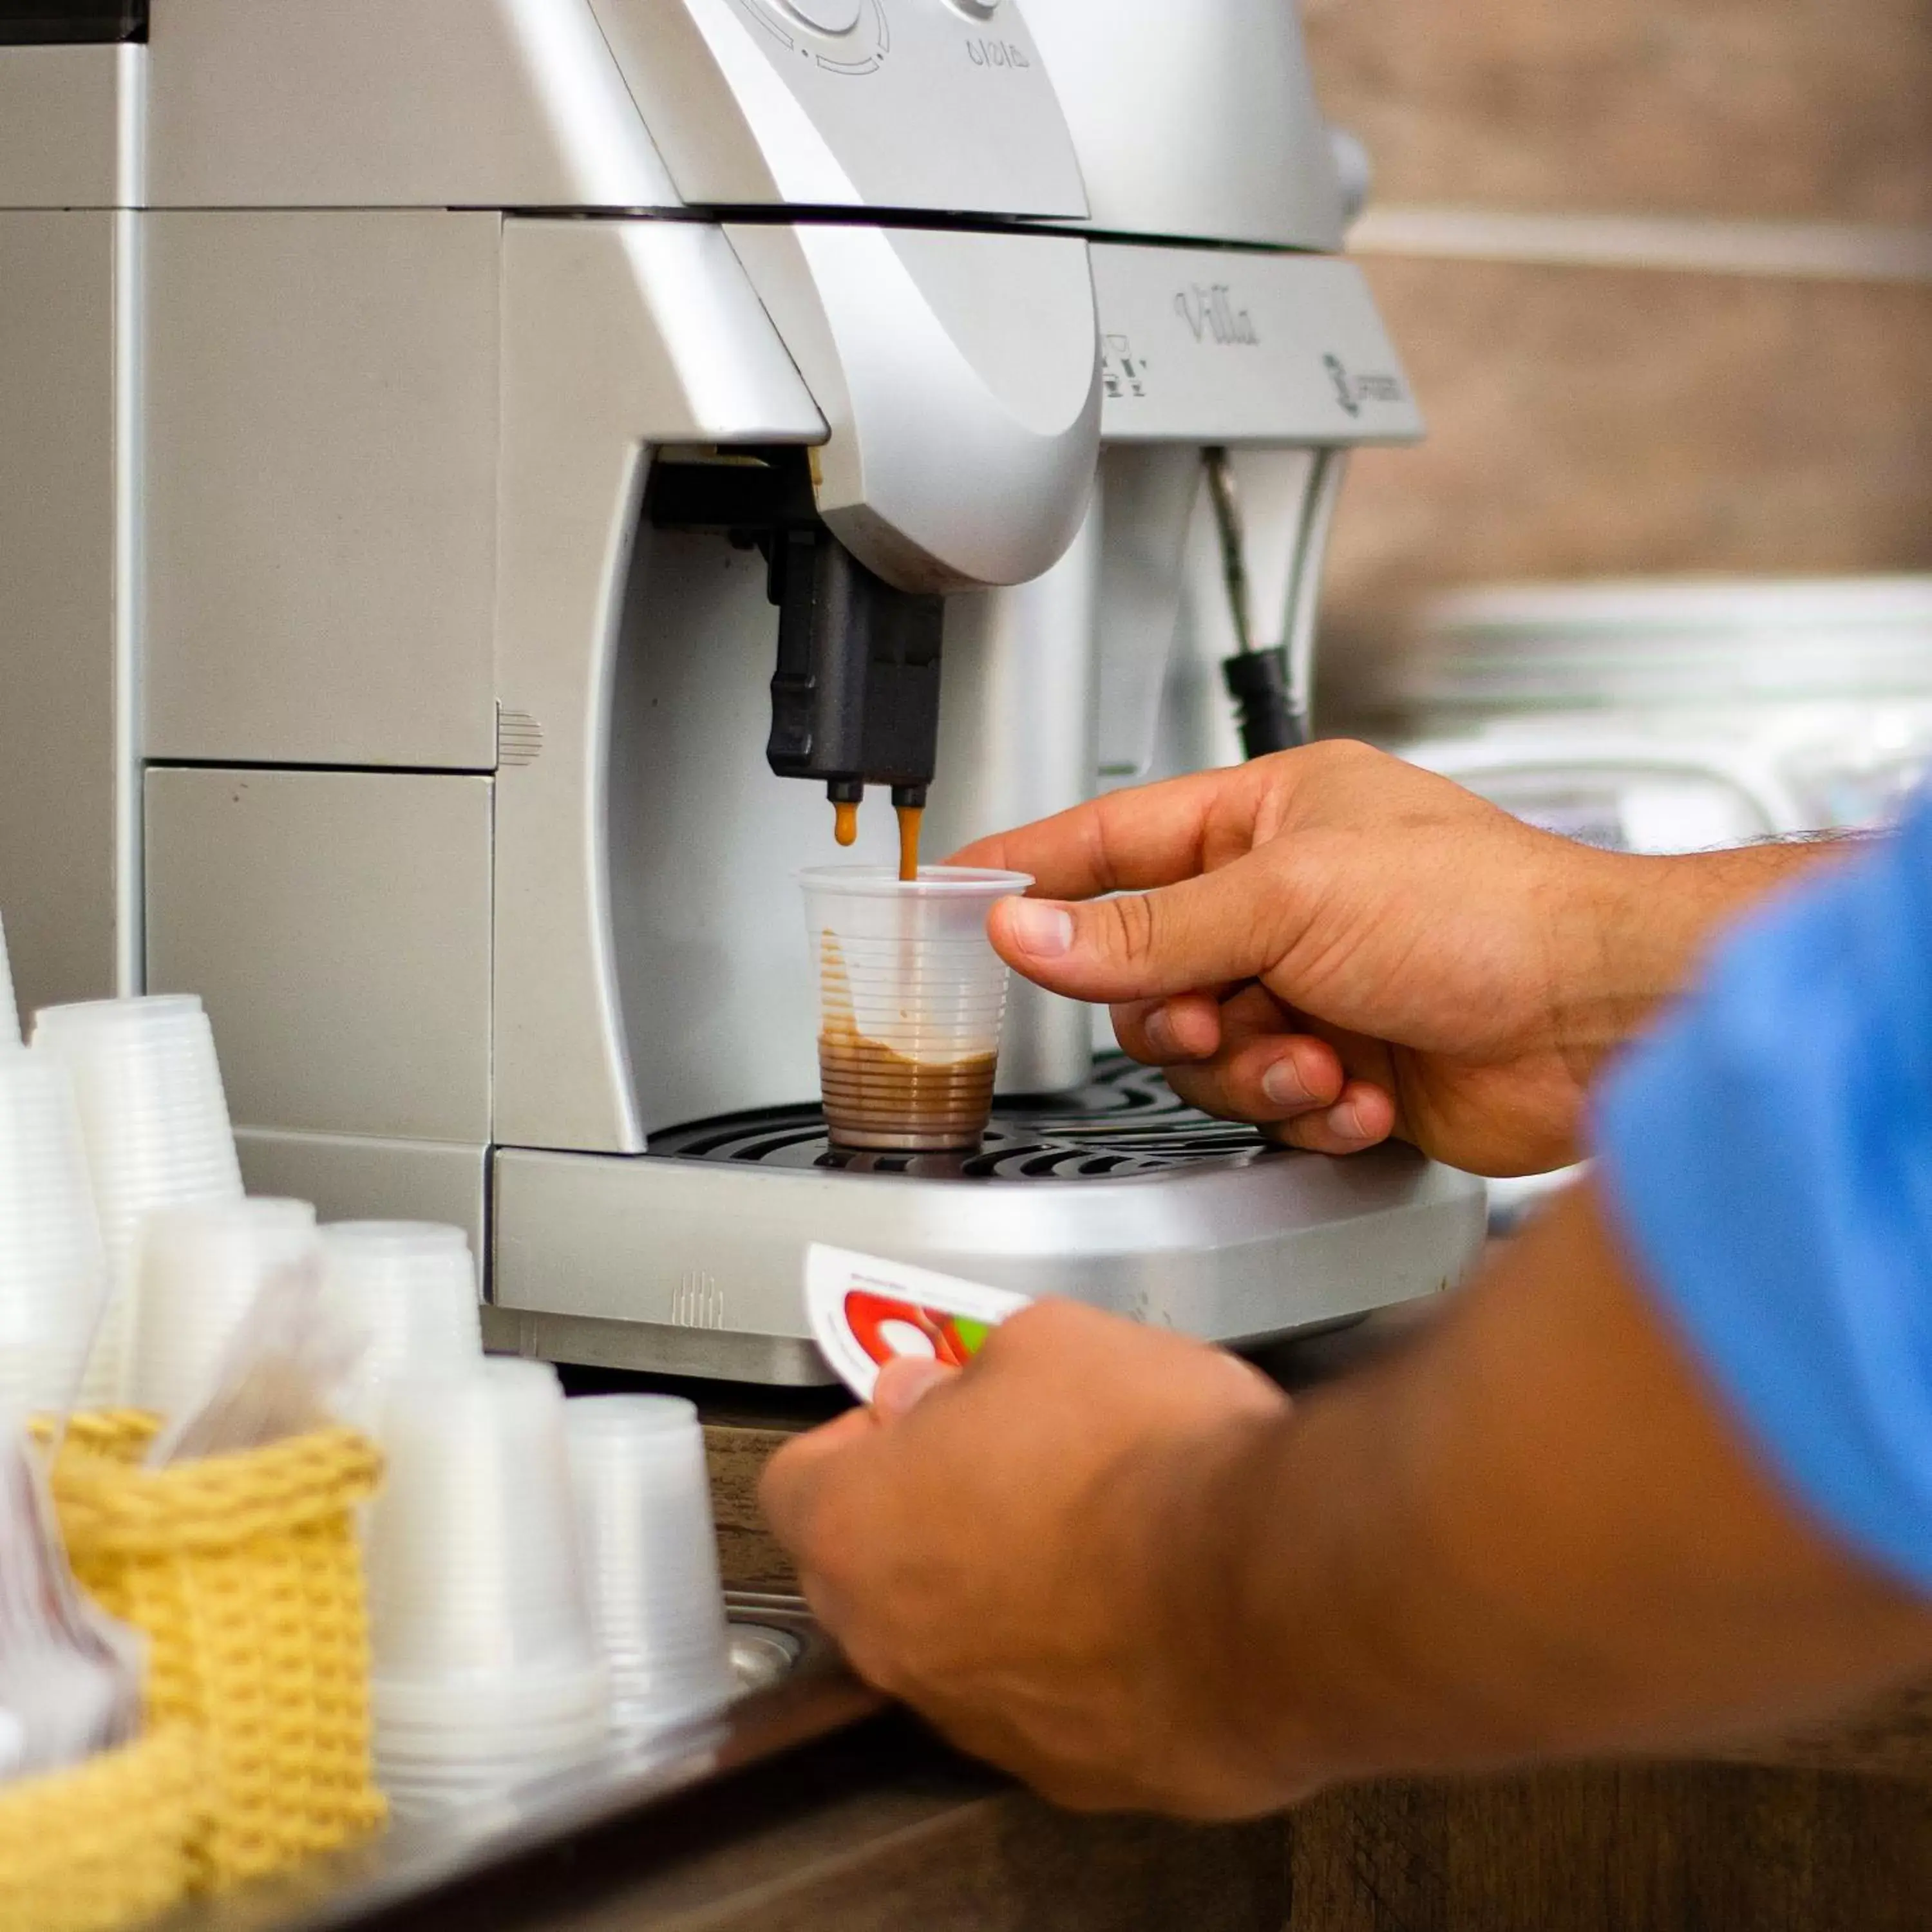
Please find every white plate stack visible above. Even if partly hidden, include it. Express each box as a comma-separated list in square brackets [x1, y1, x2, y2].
[317, 1222, 484, 1431]
[365, 1360, 611, 1814]
[30, 997, 245, 1407]
[565, 1397, 737, 1738]
[0, 1052, 107, 1414]
[126, 1199, 319, 1422]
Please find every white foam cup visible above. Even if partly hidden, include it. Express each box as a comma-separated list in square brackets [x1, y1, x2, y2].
[564, 1396, 736, 1733]
[126, 1198, 319, 1420]
[30, 997, 243, 1405]
[0, 1054, 106, 1411]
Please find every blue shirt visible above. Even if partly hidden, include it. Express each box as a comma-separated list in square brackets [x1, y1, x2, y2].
[1594, 797, 1932, 1593]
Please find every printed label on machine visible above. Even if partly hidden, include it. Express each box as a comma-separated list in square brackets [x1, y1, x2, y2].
[805, 1245, 1032, 1401]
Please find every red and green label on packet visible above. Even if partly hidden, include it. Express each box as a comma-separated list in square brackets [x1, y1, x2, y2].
[844, 1291, 996, 1372]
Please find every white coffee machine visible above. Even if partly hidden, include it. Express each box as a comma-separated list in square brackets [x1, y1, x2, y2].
[0, 0, 1483, 1384]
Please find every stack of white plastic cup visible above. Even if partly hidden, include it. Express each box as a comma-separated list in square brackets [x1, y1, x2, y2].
[0, 911, 18, 1046]
[0, 1054, 106, 1412]
[126, 1199, 319, 1421]
[318, 1222, 484, 1431]
[365, 1361, 611, 1812]
[564, 1397, 737, 1736]
[30, 996, 245, 1406]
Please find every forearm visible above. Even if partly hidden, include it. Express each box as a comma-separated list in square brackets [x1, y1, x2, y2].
[1547, 838, 1853, 1086]
[1189, 1182, 1932, 1798]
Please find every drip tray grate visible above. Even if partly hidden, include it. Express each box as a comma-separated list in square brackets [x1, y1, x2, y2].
[648, 1058, 1281, 1182]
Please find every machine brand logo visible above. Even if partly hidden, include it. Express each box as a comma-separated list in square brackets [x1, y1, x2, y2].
[1323, 352, 1406, 417]
[1101, 333, 1149, 401]
[1175, 284, 1258, 346]
[965, 35, 1030, 68]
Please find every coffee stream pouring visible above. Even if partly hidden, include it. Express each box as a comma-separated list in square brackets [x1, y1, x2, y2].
[0, 0, 1485, 1390]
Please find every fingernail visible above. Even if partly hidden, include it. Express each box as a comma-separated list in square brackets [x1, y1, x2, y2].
[1262, 1059, 1311, 1108]
[1330, 1098, 1372, 1142]
[1004, 900, 1074, 960]
[1144, 1008, 1180, 1058]
[874, 1358, 954, 1420]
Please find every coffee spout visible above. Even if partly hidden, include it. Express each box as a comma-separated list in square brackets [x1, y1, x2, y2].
[645, 450, 946, 833]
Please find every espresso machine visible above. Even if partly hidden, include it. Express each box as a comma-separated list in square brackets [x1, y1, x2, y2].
[0, 0, 1484, 1385]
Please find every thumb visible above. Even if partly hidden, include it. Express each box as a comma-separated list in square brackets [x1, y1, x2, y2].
[989, 857, 1293, 1004]
[873, 1356, 955, 1420]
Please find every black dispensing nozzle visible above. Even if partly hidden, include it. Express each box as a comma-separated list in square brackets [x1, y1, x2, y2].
[763, 524, 945, 800]
[646, 449, 945, 824]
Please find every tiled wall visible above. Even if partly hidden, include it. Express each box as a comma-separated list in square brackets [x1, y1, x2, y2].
[1303, 0, 1932, 715]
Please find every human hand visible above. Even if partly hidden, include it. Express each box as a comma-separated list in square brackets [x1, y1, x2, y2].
[761, 1302, 1300, 1817]
[954, 742, 1782, 1177]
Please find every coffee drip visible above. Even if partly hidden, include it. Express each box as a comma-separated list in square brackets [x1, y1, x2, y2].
[828, 799, 925, 882]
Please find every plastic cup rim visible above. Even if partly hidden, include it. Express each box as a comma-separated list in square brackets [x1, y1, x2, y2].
[565, 1394, 701, 1439]
[797, 865, 1033, 900]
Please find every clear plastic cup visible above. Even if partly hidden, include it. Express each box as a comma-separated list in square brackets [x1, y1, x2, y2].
[564, 1397, 736, 1735]
[366, 1360, 603, 1685]
[0, 1054, 106, 1412]
[30, 997, 244, 1406]
[799, 866, 1033, 1151]
[365, 1361, 611, 1803]
[126, 1199, 319, 1421]
[318, 1222, 484, 1430]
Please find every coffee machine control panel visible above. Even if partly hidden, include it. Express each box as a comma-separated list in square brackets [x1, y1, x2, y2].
[588, 0, 1086, 216]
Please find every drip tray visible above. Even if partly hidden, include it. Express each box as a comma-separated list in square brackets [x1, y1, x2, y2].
[491, 1058, 1488, 1383]
[649, 1058, 1280, 1182]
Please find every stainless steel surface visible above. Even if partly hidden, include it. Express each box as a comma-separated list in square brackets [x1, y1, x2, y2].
[723, 220, 1101, 593]
[142, 212, 502, 772]
[483, 1305, 837, 1388]
[160, 1596, 878, 1932]
[491, 218, 826, 1157]
[0, 209, 134, 1019]
[590, 0, 1086, 219]
[1089, 247, 1423, 447]
[146, 0, 677, 211]
[1281, 450, 1350, 738]
[237, 1132, 489, 1262]
[493, 1061, 1488, 1382]
[924, 502, 1103, 1096]
[1093, 446, 1206, 784]
[146, 769, 495, 1143]
[0, 44, 142, 209]
[1022, 0, 1345, 250]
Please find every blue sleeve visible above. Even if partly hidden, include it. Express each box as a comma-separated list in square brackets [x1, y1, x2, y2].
[1593, 799, 1932, 1595]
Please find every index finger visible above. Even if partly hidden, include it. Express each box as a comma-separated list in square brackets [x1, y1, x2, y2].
[947, 768, 1238, 902]
[759, 1406, 876, 1553]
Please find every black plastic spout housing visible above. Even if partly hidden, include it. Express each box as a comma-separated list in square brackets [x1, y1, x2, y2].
[763, 527, 943, 806]
[647, 450, 944, 808]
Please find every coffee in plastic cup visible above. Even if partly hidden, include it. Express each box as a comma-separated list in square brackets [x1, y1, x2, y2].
[799, 866, 1032, 1152]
